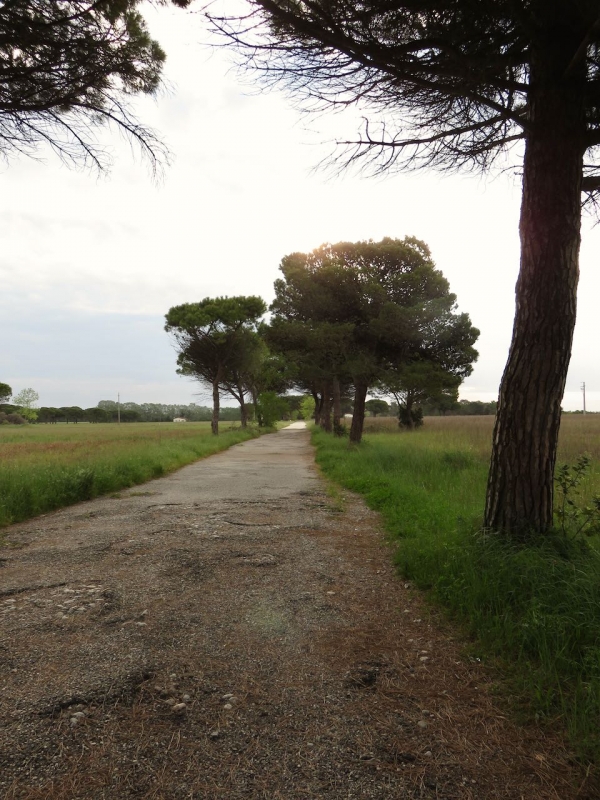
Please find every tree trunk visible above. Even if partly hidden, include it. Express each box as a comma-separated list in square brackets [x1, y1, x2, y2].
[321, 381, 332, 432]
[238, 384, 248, 428]
[332, 376, 342, 432]
[350, 382, 368, 443]
[211, 379, 220, 435]
[312, 390, 322, 426]
[251, 386, 258, 423]
[485, 44, 585, 535]
[405, 394, 415, 430]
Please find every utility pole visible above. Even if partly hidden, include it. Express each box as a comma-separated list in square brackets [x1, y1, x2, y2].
[117, 392, 121, 424]
[581, 382, 586, 415]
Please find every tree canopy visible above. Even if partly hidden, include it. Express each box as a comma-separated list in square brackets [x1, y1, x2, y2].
[165, 296, 267, 434]
[270, 236, 479, 442]
[0, 382, 11, 403]
[0, 0, 190, 170]
[383, 360, 462, 429]
[209, 0, 600, 534]
[13, 387, 39, 408]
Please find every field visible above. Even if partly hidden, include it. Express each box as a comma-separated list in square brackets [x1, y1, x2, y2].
[313, 414, 600, 762]
[0, 422, 261, 528]
[363, 412, 600, 463]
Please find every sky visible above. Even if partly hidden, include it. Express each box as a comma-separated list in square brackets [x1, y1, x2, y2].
[1, 4, 598, 412]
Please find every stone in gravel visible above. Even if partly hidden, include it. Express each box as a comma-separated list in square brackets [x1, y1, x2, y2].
[172, 703, 187, 714]
[417, 720, 428, 729]
[424, 751, 433, 758]
[221, 694, 234, 700]
[72, 712, 86, 719]
[419, 656, 430, 662]
[182, 694, 191, 702]
[209, 730, 220, 739]
[223, 703, 233, 710]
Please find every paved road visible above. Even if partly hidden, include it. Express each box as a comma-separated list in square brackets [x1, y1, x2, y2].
[0, 423, 583, 799]
[152, 421, 320, 503]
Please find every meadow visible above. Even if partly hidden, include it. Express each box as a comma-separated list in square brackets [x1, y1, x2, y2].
[0, 422, 261, 528]
[313, 414, 600, 762]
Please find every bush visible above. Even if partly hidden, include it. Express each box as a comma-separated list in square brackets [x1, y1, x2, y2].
[256, 392, 288, 427]
[398, 405, 423, 428]
[0, 412, 27, 425]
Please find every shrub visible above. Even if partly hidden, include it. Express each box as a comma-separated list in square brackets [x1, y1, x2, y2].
[0, 412, 27, 425]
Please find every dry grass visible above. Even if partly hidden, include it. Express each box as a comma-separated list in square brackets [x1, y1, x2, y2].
[363, 413, 600, 463]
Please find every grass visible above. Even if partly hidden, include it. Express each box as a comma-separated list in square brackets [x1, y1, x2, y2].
[0, 422, 263, 528]
[313, 414, 600, 762]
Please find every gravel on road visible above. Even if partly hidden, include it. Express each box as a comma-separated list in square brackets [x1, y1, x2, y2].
[0, 423, 592, 799]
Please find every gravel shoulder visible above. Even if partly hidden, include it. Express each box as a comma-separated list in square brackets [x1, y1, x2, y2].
[0, 423, 593, 799]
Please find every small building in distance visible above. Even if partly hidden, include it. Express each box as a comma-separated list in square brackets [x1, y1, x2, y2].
[173, 417, 187, 423]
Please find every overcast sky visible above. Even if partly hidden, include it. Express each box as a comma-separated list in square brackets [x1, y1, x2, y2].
[1, 4, 598, 411]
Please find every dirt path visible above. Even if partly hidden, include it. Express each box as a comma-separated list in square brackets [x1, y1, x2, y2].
[0, 423, 592, 799]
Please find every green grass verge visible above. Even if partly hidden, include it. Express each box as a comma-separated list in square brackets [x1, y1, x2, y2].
[0, 422, 262, 527]
[312, 425, 600, 762]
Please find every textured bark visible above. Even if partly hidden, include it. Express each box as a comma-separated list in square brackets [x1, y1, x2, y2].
[211, 379, 220, 436]
[404, 394, 415, 430]
[240, 400, 248, 428]
[321, 381, 332, 432]
[312, 391, 322, 426]
[350, 382, 368, 443]
[332, 376, 342, 433]
[251, 387, 258, 423]
[485, 42, 585, 534]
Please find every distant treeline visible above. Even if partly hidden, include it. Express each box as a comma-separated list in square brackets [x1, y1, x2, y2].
[0, 396, 314, 424]
[369, 399, 498, 418]
[95, 398, 313, 423]
[423, 399, 498, 416]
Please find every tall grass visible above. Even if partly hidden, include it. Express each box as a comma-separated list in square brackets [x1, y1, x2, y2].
[0, 422, 260, 527]
[314, 415, 600, 761]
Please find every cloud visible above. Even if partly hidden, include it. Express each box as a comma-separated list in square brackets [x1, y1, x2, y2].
[2, 306, 195, 407]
